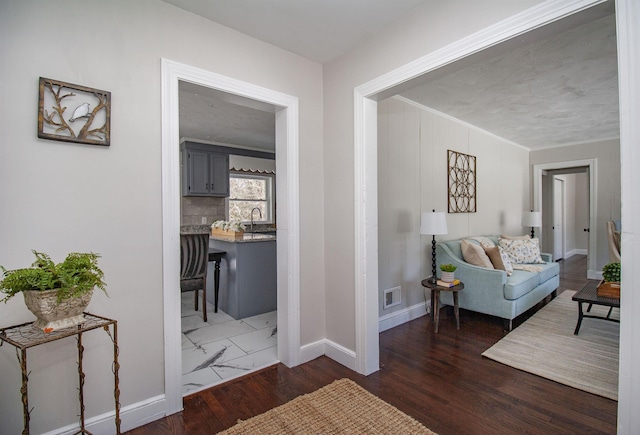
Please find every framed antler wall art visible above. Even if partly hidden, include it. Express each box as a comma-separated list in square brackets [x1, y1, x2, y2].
[38, 77, 111, 146]
[447, 150, 477, 213]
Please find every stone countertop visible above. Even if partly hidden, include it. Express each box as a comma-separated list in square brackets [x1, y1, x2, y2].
[210, 233, 276, 243]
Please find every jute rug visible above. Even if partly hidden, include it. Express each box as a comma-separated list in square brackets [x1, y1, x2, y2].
[218, 378, 437, 434]
[482, 290, 619, 400]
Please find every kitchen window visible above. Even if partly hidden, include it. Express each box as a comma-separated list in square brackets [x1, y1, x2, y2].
[228, 171, 274, 223]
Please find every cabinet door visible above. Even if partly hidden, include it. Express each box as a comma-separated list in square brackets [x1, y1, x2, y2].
[186, 150, 210, 195]
[210, 153, 229, 196]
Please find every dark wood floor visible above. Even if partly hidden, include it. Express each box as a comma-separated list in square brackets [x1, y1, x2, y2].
[127, 255, 616, 434]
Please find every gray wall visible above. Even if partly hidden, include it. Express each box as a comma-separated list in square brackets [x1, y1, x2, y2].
[378, 97, 529, 317]
[0, 1, 324, 433]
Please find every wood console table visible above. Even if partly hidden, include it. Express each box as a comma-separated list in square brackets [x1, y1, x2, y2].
[0, 313, 121, 435]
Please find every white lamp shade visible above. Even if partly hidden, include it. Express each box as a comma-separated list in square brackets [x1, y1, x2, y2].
[522, 211, 542, 227]
[420, 211, 448, 235]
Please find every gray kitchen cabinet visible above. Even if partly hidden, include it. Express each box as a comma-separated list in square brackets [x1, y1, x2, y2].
[181, 143, 229, 197]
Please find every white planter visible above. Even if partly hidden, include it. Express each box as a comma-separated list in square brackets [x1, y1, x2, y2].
[23, 289, 93, 332]
[441, 271, 455, 283]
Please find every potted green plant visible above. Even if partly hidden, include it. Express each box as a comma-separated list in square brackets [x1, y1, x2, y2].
[0, 250, 107, 332]
[439, 264, 457, 282]
[598, 262, 621, 298]
[602, 262, 621, 283]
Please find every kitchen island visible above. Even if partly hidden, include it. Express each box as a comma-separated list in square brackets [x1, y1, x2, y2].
[208, 232, 276, 320]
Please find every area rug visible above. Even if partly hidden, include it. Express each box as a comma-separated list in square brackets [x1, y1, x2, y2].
[218, 378, 437, 434]
[482, 290, 619, 400]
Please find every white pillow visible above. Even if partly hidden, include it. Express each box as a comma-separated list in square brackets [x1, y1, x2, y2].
[498, 237, 545, 264]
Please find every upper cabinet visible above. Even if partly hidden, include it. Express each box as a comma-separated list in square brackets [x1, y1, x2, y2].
[181, 143, 229, 197]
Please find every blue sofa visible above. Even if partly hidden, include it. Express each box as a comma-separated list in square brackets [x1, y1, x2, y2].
[435, 236, 560, 330]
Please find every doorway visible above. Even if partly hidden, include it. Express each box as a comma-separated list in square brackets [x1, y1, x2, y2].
[178, 83, 280, 395]
[534, 160, 597, 278]
[354, 1, 613, 375]
[161, 59, 301, 414]
[539, 168, 590, 269]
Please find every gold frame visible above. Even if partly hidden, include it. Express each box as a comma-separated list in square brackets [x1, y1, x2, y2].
[38, 77, 111, 146]
[447, 150, 476, 213]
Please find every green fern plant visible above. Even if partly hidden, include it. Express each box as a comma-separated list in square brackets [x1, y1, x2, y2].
[0, 250, 107, 303]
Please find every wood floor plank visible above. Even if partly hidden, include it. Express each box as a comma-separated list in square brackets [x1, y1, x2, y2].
[126, 255, 616, 434]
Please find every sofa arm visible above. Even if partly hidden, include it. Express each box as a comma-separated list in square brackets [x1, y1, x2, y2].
[541, 252, 553, 262]
[436, 243, 507, 290]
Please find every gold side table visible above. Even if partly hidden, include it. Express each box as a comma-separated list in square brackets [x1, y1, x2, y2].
[0, 313, 121, 435]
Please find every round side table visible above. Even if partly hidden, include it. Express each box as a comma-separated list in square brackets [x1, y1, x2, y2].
[421, 279, 465, 333]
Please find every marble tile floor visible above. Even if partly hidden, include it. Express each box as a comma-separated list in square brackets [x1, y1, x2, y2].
[181, 293, 278, 396]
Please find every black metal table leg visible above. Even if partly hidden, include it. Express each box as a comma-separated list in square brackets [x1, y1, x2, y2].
[214, 259, 221, 313]
[574, 301, 584, 335]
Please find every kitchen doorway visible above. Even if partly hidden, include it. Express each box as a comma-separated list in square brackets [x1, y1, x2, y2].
[179, 83, 280, 395]
[161, 59, 301, 414]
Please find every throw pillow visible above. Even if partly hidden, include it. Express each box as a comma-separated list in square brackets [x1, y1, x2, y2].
[500, 234, 531, 240]
[483, 246, 513, 276]
[461, 239, 494, 269]
[471, 236, 495, 248]
[498, 237, 545, 264]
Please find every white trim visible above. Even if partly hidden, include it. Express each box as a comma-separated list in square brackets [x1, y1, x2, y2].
[565, 249, 588, 258]
[354, 0, 607, 377]
[299, 339, 357, 371]
[44, 394, 166, 435]
[161, 59, 301, 416]
[532, 159, 597, 277]
[378, 301, 428, 333]
[527, 135, 620, 151]
[615, 0, 640, 430]
[394, 96, 528, 151]
[299, 339, 327, 364]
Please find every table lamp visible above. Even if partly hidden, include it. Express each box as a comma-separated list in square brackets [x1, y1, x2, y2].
[420, 210, 448, 283]
[522, 210, 542, 238]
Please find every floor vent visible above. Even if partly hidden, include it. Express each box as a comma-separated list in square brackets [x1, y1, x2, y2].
[383, 286, 401, 309]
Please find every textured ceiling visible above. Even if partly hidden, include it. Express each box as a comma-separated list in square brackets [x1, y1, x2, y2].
[179, 82, 276, 151]
[399, 13, 619, 149]
[175, 1, 619, 152]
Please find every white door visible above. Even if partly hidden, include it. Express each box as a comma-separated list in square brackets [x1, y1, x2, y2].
[553, 177, 565, 261]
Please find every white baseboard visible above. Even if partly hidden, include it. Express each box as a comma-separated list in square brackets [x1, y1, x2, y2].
[299, 338, 357, 371]
[565, 249, 588, 258]
[325, 340, 357, 371]
[588, 269, 603, 280]
[378, 301, 428, 333]
[301, 302, 430, 373]
[44, 394, 167, 435]
[299, 339, 327, 364]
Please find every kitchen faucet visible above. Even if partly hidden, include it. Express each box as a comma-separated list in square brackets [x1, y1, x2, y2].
[250, 207, 262, 233]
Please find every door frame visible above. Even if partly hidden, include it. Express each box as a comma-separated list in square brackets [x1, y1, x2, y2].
[161, 59, 301, 414]
[552, 176, 566, 261]
[354, 0, 609, 377]
[533, 159, 597, 277]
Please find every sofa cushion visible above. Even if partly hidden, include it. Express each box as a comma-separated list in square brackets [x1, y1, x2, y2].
[537, 260, 560, 283]
[498, 237, 545, 264]
[504, 270, 540, 299]
[461, 239, 494, 269]
[483, 246, 513, 275]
